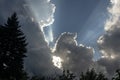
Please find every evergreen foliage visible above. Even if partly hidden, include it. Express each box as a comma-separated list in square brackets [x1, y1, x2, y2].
[59, 70, 76, 80]
[112, 69, 120, 80]
[80, 69, 108, 80]
[0, 13, 28, 80]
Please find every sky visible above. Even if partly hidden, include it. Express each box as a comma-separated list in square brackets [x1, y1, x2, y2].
[0, 0, 120, 78]
[52, 0, 108, 38]
[51, 0, 109, 59]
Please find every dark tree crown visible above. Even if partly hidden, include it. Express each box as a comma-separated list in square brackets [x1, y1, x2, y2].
[0, 13, 28, 80]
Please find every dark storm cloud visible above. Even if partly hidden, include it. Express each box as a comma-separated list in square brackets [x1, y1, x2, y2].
[53, 32, 94, 75]
[97, 0, 120, 76]
[0, 0, 58, 76]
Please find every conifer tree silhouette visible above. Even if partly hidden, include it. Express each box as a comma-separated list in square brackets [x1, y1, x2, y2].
[59, 70, 76, 80]
[0, 13, 28, 80]
[80, 69, 108, 80]
[112, 69, 120, 80]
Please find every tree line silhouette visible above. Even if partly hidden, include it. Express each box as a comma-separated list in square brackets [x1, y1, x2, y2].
[0, 13, 119, 80]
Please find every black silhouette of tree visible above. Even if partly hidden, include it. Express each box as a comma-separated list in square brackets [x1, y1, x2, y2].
[0, 13, 28, 80]
[30, 76, 46, 80]
[80, 69, 108, 80]
[59, 70, 76, 80]
[112, 69, 120, 80]
[97, 72, 108, 80]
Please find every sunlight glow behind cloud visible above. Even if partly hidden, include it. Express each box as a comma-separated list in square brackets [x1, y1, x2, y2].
[25, 0, 55, 44]
[52, 56, 63, 69]
[45, 26, 54, 44]
[52, 32, 94, 74]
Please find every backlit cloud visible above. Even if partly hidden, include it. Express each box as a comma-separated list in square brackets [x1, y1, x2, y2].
[25, 0, 56, 29]
[0, 0, 58, 76]
[1, 0, 120, 78]
[53, 32, 94, 75]
[97, 0, 120, 76]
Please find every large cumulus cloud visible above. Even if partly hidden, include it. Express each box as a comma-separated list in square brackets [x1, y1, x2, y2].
[53, 32, 94, 75]
[97, 0, 120, 76]
[0, 0, 57, 76]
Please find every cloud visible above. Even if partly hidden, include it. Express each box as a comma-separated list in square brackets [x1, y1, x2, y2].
[53, 32, 94, 75]
[24, 0, 55, 44]
[97, 0, 120, 76]
[0, 0, 95, 76]
[1, 0, 120, 78]
[23, 22, 59, 76]
[0, 0, 58, 76]
[25, 0, 56, 29]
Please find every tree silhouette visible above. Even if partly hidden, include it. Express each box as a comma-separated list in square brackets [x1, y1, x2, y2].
[0, 13, 28, 80]
[97, 72, 108, 80]
[112, 69, 120, 80]
[59, 70, 76, 80]
[80, 69, 108, 80]
[30, 76, 46, 80]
